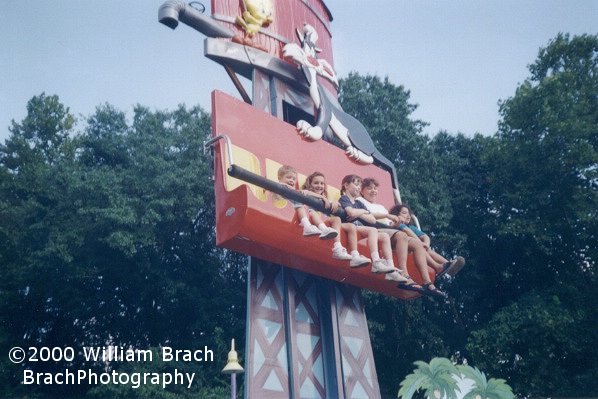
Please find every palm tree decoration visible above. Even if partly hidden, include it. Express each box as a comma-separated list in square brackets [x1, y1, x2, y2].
[457, 365, 514, 399]
[398, 357, 461, 399]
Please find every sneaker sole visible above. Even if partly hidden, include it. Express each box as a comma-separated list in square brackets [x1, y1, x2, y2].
[385, 277, 399, 282]
[350, 260, 370, 268]
[333, 255, 354, 261]
[371, 267, 396, 274]
[303, 231, 321, 237]
[319, 231, 338, 240]
[384, 275, 405, 282]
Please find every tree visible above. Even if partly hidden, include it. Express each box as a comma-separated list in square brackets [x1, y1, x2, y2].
[0, 94, 82, 397]
[398, 358, 514, 399]
[487, 33, 597, 289]
[465, 286, 598, 397]
[457, 364, 514, 399]
[464, 33, 598, 396]
[398, 357, 460, 399]
[0, 97, 247, 397]
[2, 93, 75, 168]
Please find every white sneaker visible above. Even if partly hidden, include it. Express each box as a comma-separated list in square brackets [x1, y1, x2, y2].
[371, 259, 395, 274]
[332, 247, 353, 261]
[303, 225, 322, 237]
[319, 227, 338, 240]
[384, 270, 408, 282]
[349, 254, 371, 268]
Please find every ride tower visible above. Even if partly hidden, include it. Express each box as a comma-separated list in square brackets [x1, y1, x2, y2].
[159, 1, 441, 397]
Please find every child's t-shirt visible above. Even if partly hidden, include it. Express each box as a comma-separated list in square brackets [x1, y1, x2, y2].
[399, 224, 426, 237]
[339, 195, 368, 225]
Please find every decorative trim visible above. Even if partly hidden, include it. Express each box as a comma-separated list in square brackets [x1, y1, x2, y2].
[300, 0, 332, 35]
[205, 38, 307, 90]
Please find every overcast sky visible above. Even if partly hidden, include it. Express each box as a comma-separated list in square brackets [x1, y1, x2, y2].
[1, 1, 596, 144]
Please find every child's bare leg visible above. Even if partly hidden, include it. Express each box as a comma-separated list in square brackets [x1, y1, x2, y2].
[357, 226, 379, 255]
[357, 227, 394, 274]
[425, 251, 444, 270]
[408, 238, 434, 284]
[309, 209, 340, 239]
[377, 232, 411, 280]
[342, 223, 358, 251]
[307, 210, 337, 239]
[392, 231, 410, 273]
[309, 211, 324, 226]
[340, 223, 371, 266]
[298, 206, 320, 236]
[328, 216, 347, 257]
[409, 239, 447, 297]
[296, 206, 308, 220]
[378, 232, 395, 268]
[328, 216, 343, 244]
[428, 248, 448, 265]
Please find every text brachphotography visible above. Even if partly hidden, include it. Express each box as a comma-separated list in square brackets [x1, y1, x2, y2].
[23, 368, 196, 389]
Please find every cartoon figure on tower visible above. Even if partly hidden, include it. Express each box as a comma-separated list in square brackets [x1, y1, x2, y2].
[283, 23, 397, 174]
[233, 0, 274, 48]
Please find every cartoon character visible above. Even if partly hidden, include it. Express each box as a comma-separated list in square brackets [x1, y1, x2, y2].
[235, 0, 274, 38]
[283, 24, 397, 181]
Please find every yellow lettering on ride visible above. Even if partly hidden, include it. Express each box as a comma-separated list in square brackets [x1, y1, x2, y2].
[222, 145, 343, 205]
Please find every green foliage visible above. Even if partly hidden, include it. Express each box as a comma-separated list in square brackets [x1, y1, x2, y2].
[0, 96, 246, 397]
[490, 33, 597, 286]
[460, 34, 597, 395]
[398, 357, 460, 399]
[3, 93, 75, 168]
[465, 286, 598, 396]
[458, 365, 514, 399]
[398, 358, 514, 399]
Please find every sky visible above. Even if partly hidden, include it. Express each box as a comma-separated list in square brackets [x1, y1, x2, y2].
[1, 1, 597, 144]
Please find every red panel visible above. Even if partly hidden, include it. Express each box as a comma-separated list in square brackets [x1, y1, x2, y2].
[212, 90, 433, 299]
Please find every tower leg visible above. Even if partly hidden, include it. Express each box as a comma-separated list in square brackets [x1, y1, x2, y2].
[245, 258, 381, 398]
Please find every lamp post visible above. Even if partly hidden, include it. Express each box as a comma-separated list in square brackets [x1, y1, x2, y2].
[222, 338, 244, 399]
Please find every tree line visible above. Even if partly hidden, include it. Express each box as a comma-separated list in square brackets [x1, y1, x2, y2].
[1, 33, 596, 398]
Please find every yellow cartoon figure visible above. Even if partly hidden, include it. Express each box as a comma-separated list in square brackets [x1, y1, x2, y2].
[235, 0, 274, 37]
